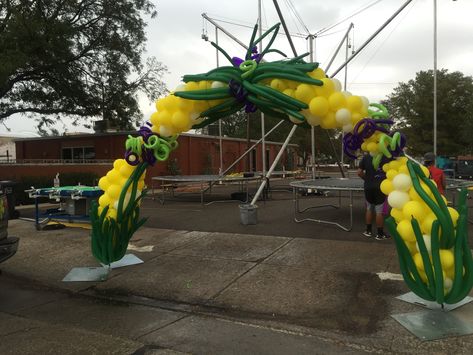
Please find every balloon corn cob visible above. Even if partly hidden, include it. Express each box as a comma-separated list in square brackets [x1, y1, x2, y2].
[151, 23, 373, 138]
[384, 159, 473, 304]
[90, 128, 178, 265]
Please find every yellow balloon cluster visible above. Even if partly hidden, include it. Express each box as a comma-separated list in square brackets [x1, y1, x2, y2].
[360, 131, 384, 156]
[382, 157, 460, 292]
[97, 159, 146, 220]
[266, 68, 369, 131]
[150, 81, 224, 137]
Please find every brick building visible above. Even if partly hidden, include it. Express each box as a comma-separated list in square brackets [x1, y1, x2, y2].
[1, 132, 297, 186]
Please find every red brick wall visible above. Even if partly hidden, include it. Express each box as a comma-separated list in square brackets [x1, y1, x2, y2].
[6, 133, 295, 186]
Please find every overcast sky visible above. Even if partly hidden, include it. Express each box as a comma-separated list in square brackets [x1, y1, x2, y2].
[2, 0, 473, 136]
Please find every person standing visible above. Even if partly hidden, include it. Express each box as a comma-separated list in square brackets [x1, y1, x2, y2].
[424, 152, 446, 195]
[357, 153, 389, 240]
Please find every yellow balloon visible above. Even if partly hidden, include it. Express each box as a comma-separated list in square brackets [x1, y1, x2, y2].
[98, 177, 110, 191]
[106, 169, 121, 184]
[106, 208, 117, 220]
[448, 207, 459, 226]
[270, 79, 287, 91]
[413, 253, 425, 271]
[366, 142, 378, 153]
[185, 81, 199, 91]
[360, 142, 368, 151]
[172, 110, 190, 131]
[113, 159, 126, 171]
[309, 96, 329, 117]
[309, 67, 326, 79]
[98, 193, 111, 208]
[398, 165, 409, 175]
[397, 219, 416, 242]
[119, 163, 135, 177]
[283, 80, 298, 89]
[137, 180, 145, 190]
[158, 110, 173, 127]
[402, 200, 425, 221]
[328, 92, 347, 111]
[386, 169, 398, 180]
[320, 112, 337, 129]
[346, 95, 363, 112]
[156, 98, 166, 112]
[389, 160, 401, 171]
[390, 208, 404, 223]
[421, 213, 437, 235]
[380, 179, 394, 195]
[295, 84, 316, 104]
[107, 184, 122, 199]
[351, 112, 363, 124]
[405, 241, 418, 255]
[177, 97, 194, 112]
[165, 95, 179, 111]
[314, 78, 335, 97]
[198, 80, 210, 90]
[420, 165, 430, 177]
[150, 111, 160, 126]
[439, 249, 454, 270]
[382, 163, 391, 173]
[283, 88, 295, 98]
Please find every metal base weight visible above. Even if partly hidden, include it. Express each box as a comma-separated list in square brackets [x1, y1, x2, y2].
[392, 310, 473, 341]
[392, 292, 473, 340]
[62, 254, 143, 282]
[62, 267, 110, 282]
[101, 254, 144, 269]
[396, 292, 473, 311]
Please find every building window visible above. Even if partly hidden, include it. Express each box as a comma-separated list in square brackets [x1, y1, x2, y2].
[62, 148, 72, 161]
[62, 147, 95, 163]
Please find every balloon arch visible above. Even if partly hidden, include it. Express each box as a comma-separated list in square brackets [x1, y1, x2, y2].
[91, 24, 473, 306]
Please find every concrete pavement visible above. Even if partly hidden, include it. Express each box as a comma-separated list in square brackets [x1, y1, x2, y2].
[2, 216, 473, 354]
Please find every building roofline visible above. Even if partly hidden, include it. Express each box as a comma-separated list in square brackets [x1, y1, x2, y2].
[14, 131, 298, 147]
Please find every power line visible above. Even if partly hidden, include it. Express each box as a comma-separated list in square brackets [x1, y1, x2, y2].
[317, 0, 383, 35]
[284, 0, 310, 34]
[204, 14, 307, 38]
[348, 0, 417, 86]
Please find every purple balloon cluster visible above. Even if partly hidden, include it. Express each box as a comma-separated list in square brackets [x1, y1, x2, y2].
[231, 46, 262, 66]
[228, 79, 257, 113]
[343, 118, 406, 162]
[125, 123, 158, 166]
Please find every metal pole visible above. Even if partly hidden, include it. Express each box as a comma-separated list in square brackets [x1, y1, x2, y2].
[433, 0, 437, 156]
[341, 34, 349, 167]
[219, 121, 284, 177]
[326, 130, 346, 178]
[202, 13, 249, 51]
[309, 34, 316, 180]
[259, 0, 266, 176]
[330, 0, 413, 77]
[203, 121, 286, 193]
[325, 23, 354, 73]
[216, 27, 224, 175]
[272, 0, 298, 57]
[251, 125, 298, 205]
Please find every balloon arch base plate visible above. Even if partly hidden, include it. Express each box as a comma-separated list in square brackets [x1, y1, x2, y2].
[391, 292, 473, 340]
[62, 254, 143, 282]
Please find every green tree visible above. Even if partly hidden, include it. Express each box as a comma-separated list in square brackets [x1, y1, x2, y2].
[383, 69, 473, 156]
[0, 0, 167, 131]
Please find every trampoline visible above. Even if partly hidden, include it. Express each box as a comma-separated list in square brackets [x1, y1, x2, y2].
[27, 185, 103, 229]
[290, 178, 364, 231]
[151, 174, 262, 205]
